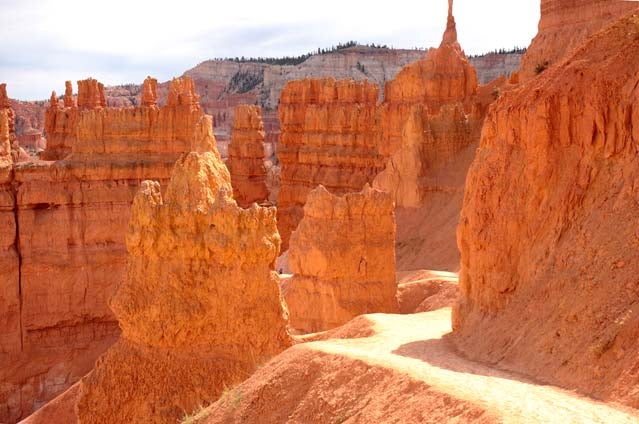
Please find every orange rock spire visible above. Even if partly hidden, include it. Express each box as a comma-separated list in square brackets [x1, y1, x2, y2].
[441, 0, 458, 46]
[63, 80, 74, 108]
[76, 149, 291, 423]
[140, 76, 157, 107]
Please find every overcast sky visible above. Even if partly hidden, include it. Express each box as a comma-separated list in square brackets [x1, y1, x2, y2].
[0, 0, 540, 100]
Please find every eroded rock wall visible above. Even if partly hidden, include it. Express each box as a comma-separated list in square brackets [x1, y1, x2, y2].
[285, 184, 397, 333]
[453, 12, 639, 407]
[277, 78, 385, 247]
[0, 77, 218, 423]
[227, 105, 269, 207]
[76, 148, 290, 423]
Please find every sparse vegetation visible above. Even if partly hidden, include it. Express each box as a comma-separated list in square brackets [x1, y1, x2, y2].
[199, 41, 415, 67]
[228, 70, 264, 94]
[468, 46, 527, 59]
[180, 405, 211, 424]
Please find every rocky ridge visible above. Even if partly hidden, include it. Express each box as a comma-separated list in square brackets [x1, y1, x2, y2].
[453, 8, 639, 408]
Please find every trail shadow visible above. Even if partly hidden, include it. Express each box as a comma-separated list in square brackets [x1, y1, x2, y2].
[392, 333, 543, 385]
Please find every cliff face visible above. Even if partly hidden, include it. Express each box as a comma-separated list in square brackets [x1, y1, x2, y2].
[76, 149, 290, 423]
[470, 53, 522, 84]
[227, 105, 269, 207]
[453, 12, 639, 407]
[277, 78, 385, 248]
[519, 0, 637, 81]
[0, 77, 218, 423]
[285, 184, 397, 333]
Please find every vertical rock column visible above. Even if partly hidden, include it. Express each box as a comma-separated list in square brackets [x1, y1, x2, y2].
[284, 184, 397, 333]
[76, 148, 291, 423]
[227, 105, 269, 207]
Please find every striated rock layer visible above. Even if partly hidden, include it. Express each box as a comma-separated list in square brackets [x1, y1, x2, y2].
[227, 105, 269, 207]
[284, 185, 397, 333]
[277, 78, 385, 247]
[76, 147, 291, 423]
[453, 13, 639, 408]
[0, 77, 218, 423]
[519, 0, 637, 81]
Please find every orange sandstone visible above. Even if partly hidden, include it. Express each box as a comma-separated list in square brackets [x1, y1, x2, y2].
[519, 0, 638, 81]
[1, 77, 220, 422]
[284, 184, 397, 333]
[141, 76, 158, 107]
[227, 105, 269, 207]
[76, 147, 291, 423]
[277, 78, 385, 248]
[453, 12, 639, 408]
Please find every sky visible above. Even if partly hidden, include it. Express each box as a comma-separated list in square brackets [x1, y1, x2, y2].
[0, 0, 540, 100]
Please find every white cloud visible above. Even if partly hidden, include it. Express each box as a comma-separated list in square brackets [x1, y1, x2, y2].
[0, 0, 540, 100]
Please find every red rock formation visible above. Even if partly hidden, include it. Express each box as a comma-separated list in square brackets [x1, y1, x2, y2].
[284, 184, 397, 333]
[63, 81, 75, 108]
[227, 105, 269, 207]
[75, 149, 290, 423]
[1, 84, 20, 162]
[277, 78, 385, 248]
[77, 78, 106, 109]
[453, 12, 639, 407]
[140, 76, 157, 107]
[167, 76, 199, 107]
[43, 77, 210, 160]
[1, 76, 219, 422]
[519, 0, 638, 81]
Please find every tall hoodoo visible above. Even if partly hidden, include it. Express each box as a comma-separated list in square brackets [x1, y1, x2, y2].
[63, 80, 75, 108]
[140, 76, 158, 107]
[227, 104, 269, 207]
[0, 84, 19, 162]
[453, 12, 639, 407]
[76, 148, 291, 423]
[285, 184, 397, 333]
[441, 0, 458, 46]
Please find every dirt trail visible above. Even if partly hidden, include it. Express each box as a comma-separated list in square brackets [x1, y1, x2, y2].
[310, 309, 639, 423]
[201, 306, 639, 423]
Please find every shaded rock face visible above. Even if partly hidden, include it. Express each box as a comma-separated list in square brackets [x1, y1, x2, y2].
[227, 105, 269, 207]
[519, 0, 637, 81]
[277, 78, 385, 248]
[76, 150, 291, 423]
[0, 77, 218, 423]
[453, 13, 639, 408]
[284, 185, 397, 333]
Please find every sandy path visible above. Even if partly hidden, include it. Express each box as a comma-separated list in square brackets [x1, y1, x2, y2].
[309, 309, 639, 423]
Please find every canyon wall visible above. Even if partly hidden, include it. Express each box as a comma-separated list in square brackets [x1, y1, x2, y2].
[76, 148, 290, 423]
[227, 105, 270, 207]
[453, 12, 639, 407]
[519, 0, 637, 81]
[285, 184, 397, 333]
[0, 76, 216, 423]
[277, 78, 385, 248]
